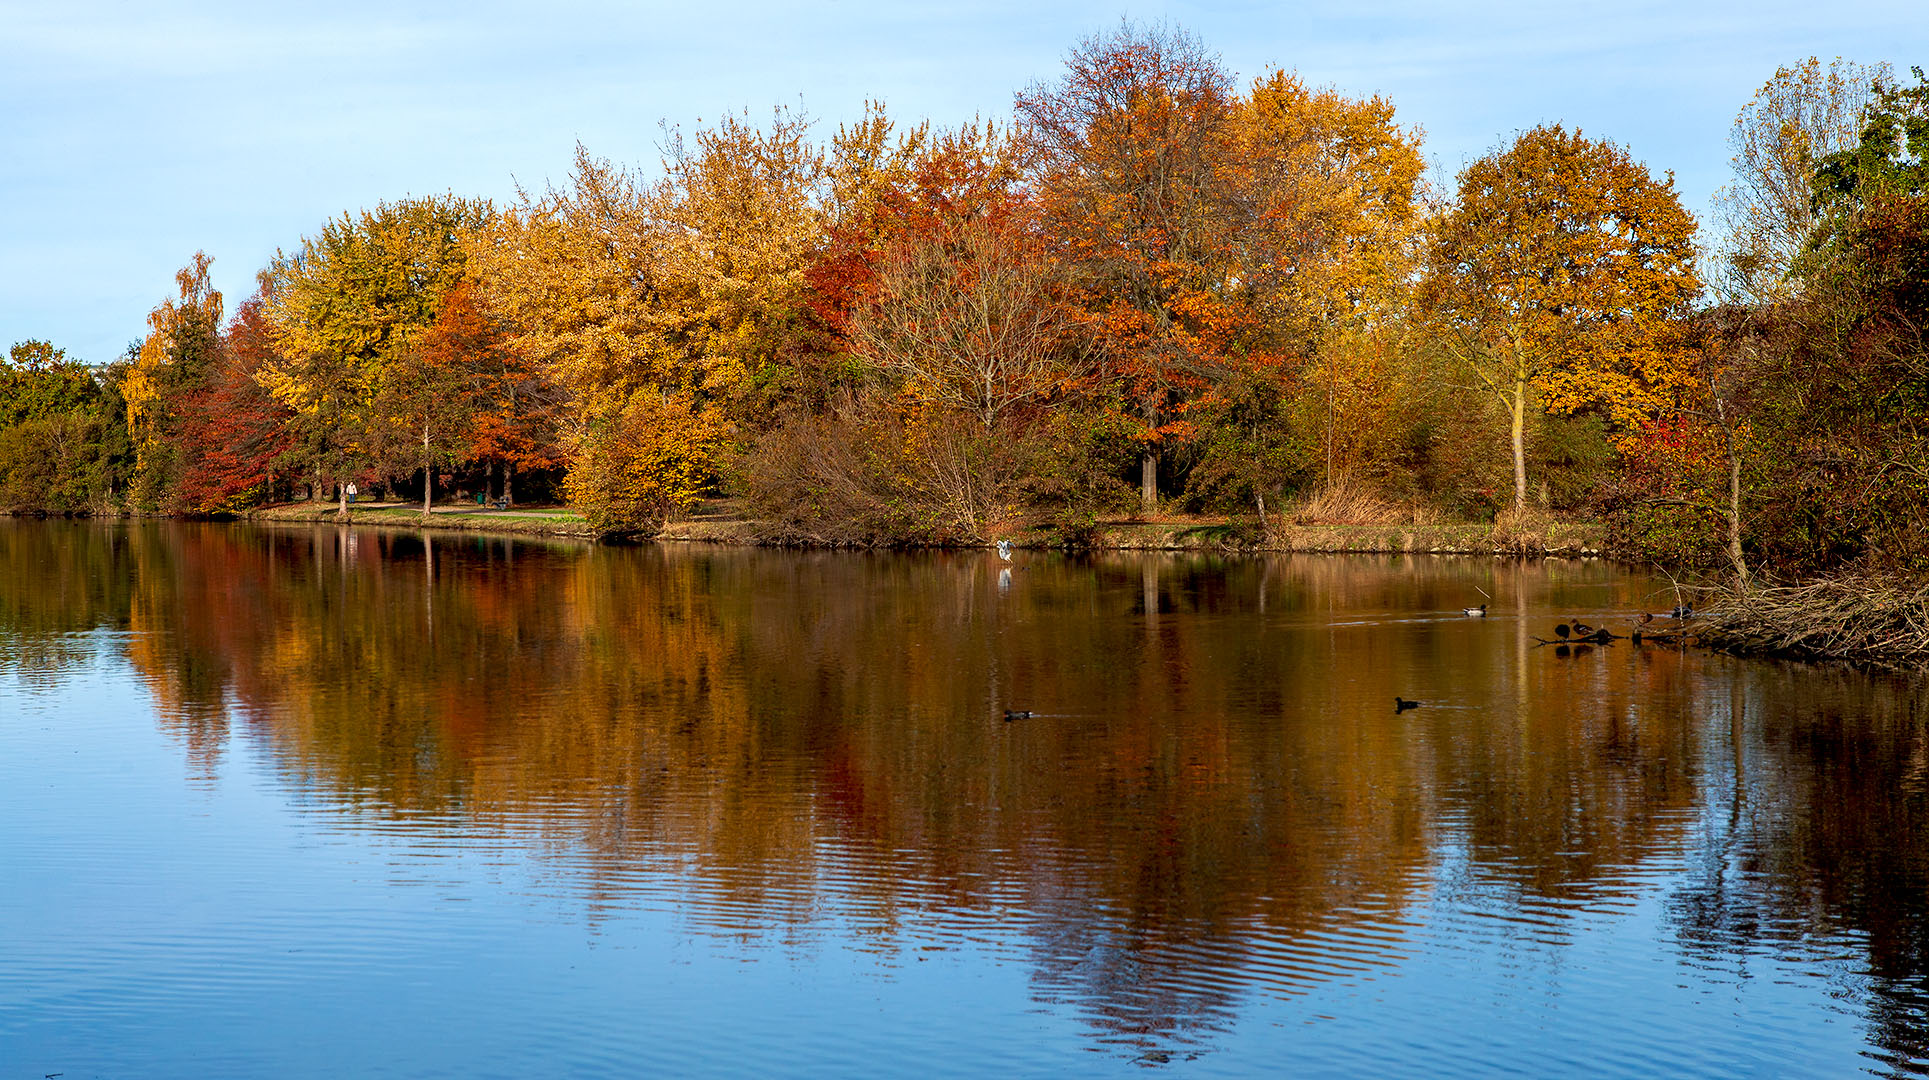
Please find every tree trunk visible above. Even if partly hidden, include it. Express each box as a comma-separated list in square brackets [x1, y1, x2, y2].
[1727, 446, 1748, 587]
[336, 482, 348, 521]
[1254, 490, 1269, 528]
[1140, 448, 1157, 513]
[422, 425, 433, 516]
[1509, 378, 1528, 516]
[490, 460, 499, 503]
[505, 460, 515, 508]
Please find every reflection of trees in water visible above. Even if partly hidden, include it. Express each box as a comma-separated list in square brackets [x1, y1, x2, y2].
[0, 520, 135, 686]
[1664, 662, 1929, 1076]
[7, 521, 1927, 1063]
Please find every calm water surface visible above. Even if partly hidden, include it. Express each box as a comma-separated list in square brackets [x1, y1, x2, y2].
[2, 521, 1927, 1077]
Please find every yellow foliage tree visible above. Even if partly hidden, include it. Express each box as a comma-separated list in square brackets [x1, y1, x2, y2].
[257, 195, 491, 514]
[1231, 70, 1428, 351]
[1422, 125, 1700, 516]
[563, 390, 729, 532]
[475, 107, 935, 524]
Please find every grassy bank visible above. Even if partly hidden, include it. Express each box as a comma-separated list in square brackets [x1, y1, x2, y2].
[243, 502, 598, 538]
[674, 502, 1605, 555]
[1074, 518, 1602, 555]
[29, 500, 1606, 555]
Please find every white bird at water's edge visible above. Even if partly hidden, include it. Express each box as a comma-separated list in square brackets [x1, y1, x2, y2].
[996, 540, 1013, 561]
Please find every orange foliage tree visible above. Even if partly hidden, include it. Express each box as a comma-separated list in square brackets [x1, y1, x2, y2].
[1016, 22, 1244, 511]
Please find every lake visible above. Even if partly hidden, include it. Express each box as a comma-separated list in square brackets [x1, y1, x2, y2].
[2, 520, 1926, 1078]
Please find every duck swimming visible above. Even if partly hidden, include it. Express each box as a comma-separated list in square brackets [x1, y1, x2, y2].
[1555, 623, 1572, 640]
[1462, 604, 1487, 617]
[1003, 709, 1033, 721]
[1394, 697, 1423, 712]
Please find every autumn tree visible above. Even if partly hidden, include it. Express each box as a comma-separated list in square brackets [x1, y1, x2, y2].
[123, 253, 224, 507]
[1216, 71, 1429, 501]
[1017, 21, 1240, 511]
[368, 280, 496, 514]
[1229, 71, 1427, 353]
[839, 131, 1073, 430]
[1421, 125, 1700, 518]
[1710, 57, 1891, 306]
[1736, 70, 1929, 571]
[258, 195, 491, 516]
[171, 292, 295, 513]
[474, 110, 843, 531]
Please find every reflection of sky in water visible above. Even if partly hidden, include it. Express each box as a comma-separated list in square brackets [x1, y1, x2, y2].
[0, 524, 1925, 1077]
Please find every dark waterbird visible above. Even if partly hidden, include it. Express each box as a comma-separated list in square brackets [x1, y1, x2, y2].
[1555, 623, 1572, 640]
[1394, 697, 1423, 712]
[1003, 710, 1033, 721]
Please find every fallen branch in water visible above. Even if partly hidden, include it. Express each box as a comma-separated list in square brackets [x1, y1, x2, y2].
[1694, 571, 1929, 669]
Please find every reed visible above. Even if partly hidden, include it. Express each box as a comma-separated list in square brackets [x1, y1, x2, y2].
[1291, 481, 1408, 527]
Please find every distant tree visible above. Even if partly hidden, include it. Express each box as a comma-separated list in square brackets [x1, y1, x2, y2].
[123, 253, 224, 507]
[172, 292, 295, 513]
[1709, 57, 1890, 306]
[0, 339, 113, 512]
[839, 135, 1073, 430]
[1, 340, 96, 427]
[258, 195, 491, 516]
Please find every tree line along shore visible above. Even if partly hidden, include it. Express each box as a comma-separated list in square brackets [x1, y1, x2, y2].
[2, 27, 1925, 662]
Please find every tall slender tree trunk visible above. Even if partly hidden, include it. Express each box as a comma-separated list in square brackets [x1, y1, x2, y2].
[1726, 436, 1748, 587]
[1510, 377, 1528, 516]
[337, 482, 348, 521]
[1141, 399, 1159, 514]
[422, 425, 433, 516]
[505, 460, 515, 508]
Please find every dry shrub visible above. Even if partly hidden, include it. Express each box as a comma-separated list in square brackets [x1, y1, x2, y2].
[1697, 572, 1929, 668]
[1291, 481, 1408, 526]
[743, 390, 1029, 545]
[1490, 505, 1555, 553]
[1404, 501, 1444, 527]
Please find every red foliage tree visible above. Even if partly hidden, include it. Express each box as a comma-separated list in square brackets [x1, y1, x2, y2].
[172, 293, 295, 513]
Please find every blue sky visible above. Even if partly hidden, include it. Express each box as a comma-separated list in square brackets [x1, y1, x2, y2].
[4, 0, 1926, 365]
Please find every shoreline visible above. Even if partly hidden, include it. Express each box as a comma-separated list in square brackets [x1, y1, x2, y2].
[21, 502, 1611, 556]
